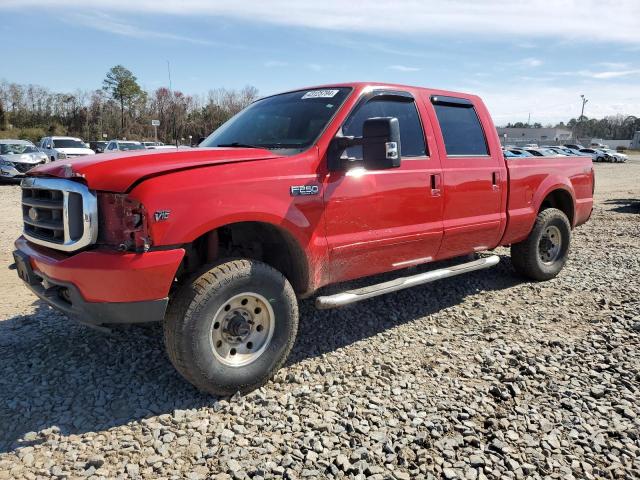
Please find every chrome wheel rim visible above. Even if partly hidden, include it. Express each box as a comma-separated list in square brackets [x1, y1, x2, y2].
[210, 292, 275, 367]
[539, 225, 562, 264]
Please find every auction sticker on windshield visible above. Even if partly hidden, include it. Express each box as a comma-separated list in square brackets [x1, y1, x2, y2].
[301, 89, 340, 99]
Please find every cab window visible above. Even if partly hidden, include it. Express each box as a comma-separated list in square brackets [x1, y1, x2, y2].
[341, 96, 427, 159]
[433, 100, 488, 156]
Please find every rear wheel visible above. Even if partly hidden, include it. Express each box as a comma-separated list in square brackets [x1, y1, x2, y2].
[511, 208, 571, 281]
[164, 259, 298, 396]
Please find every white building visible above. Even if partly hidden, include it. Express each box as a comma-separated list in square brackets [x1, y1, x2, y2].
[497, 127, 573, 145]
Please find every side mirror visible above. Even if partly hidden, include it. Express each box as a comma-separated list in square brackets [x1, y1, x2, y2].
[362, 117, 401, 170]
[327, 117, 401, 171]
[45, 144, 52, 149]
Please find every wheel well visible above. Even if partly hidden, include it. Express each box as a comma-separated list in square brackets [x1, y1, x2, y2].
[178, 222, 310, 295]
[539, 189, 574, 226]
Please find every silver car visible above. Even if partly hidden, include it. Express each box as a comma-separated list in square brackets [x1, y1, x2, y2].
[0, 139, 48, 180]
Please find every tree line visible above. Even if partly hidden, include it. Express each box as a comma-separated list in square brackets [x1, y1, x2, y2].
[1, 65, 638, 144]
[0, 65, 258, 144]
[501, 114, 640, 141]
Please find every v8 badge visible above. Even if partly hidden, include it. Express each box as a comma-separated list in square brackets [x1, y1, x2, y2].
[154, 210, 171, 221]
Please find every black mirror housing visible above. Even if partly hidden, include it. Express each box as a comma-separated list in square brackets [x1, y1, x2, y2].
[362, 117, 401, 170]
[327, 116, 401, 172]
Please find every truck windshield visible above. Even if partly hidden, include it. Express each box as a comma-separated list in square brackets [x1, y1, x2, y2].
[52, 139, 86, 148]
[0, 143, 38, 155]
[201, 87, 352, 153]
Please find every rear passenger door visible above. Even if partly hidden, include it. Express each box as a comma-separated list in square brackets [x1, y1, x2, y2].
[428, 95, 507, 258]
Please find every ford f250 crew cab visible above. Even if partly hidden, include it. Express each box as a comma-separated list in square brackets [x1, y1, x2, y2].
[12, 83, 594, 395]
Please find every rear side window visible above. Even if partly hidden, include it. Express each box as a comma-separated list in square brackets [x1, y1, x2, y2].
[342, 97, 427, 159]
[433, 101, 488, 156]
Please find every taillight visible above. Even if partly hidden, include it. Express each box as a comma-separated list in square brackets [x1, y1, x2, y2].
[97, 193, 151, 252]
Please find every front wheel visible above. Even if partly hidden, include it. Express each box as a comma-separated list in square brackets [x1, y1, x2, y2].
[164, 259, 299, 396]
[511, 208, 571, 281]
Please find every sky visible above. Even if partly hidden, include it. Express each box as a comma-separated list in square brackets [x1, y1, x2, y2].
[2, 0, 640, 125]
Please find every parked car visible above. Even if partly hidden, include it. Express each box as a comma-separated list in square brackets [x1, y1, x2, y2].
[145, 145, 193, 150]
[578, 148, 610, 162]
[524, 143, 539, 148]
[564, 144, 585, 151]
[89, 141, 109, 153]
[0, 139, 48, 180]
[104, 140, 146, 151]
[548, 146, 590, 157]
[13, 82, 594, 396]
[38, 136, 95, 161]
[599, 148, 627, 163]
[503, 148, 533, 158]
[143, 141, 165, 148]
[524, 148, 564, 156]
[542, 146, 586, 156]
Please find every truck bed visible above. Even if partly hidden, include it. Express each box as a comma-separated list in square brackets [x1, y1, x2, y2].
[501, 155, 594, 245]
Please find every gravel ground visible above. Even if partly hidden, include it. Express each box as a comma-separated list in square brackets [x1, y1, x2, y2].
[0, 158, 639, 479]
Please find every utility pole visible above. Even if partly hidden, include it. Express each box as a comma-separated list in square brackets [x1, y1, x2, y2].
[167, 60, 178, 147]
[580, 94, 588, 121]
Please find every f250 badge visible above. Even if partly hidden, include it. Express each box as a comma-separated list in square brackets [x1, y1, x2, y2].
[290, 185, 320, 196]
[154, 210, 171, 221]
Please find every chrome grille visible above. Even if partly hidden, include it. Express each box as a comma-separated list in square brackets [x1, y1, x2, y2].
[21, 177, 98, 252]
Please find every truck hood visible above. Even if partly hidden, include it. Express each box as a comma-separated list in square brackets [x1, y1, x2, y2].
[29, 147, 280, 192]
[1, 152, 48, 164]
[56, 147, 95, 156]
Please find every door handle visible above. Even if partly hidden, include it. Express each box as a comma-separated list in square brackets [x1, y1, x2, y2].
[492, 171, 500, 191]
[430, 174, 441, 197]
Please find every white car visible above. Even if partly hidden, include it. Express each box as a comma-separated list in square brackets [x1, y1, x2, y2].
[142, 141, 165, 148]
[0, 139, 48, 179]
[578, 148, 610, 162]
[39, 136, 95, 161]
[599, 148, 627, 163]
[104, 140, 146, 152]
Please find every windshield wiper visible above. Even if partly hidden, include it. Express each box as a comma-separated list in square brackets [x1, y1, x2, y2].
[258, 143, 304, 149]
[216, 142, 263, 149]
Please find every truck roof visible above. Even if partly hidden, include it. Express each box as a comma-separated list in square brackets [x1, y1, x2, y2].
[271, 82, 480, 102]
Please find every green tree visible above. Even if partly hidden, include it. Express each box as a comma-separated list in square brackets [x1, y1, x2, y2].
[102, 65, 143, 134]
[0, 99, 6, 130]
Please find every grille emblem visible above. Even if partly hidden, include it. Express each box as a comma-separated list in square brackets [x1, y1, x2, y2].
[28, 207, 39, 222]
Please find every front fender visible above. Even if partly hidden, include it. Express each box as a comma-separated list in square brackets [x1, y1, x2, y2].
[128, 160, 328, 290]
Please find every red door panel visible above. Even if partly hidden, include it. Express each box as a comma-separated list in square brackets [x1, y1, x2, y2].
[323, 159, 443, 283]
[437, 158, 504, 258]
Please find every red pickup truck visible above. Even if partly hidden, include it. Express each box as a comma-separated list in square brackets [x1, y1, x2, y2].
[13, 83, 594, 395]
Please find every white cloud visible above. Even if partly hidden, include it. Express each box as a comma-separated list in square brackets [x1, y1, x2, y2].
[474, 81, 640, 124]
[517, 57, 543, 68]
[3, 0, 640, 44]
[264, 60, 289, 68]
[587, 69, 640, 79]
[388, 65, 421, 72]
[69, 12, 217, 46]
[597, 62, 629, 69]
[552, 68, 640, 80]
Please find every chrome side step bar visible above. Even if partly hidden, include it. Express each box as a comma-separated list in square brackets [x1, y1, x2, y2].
[315, 255, 500, 309]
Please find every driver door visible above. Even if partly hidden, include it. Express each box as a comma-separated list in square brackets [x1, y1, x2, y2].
[323, 92, 444, 283]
